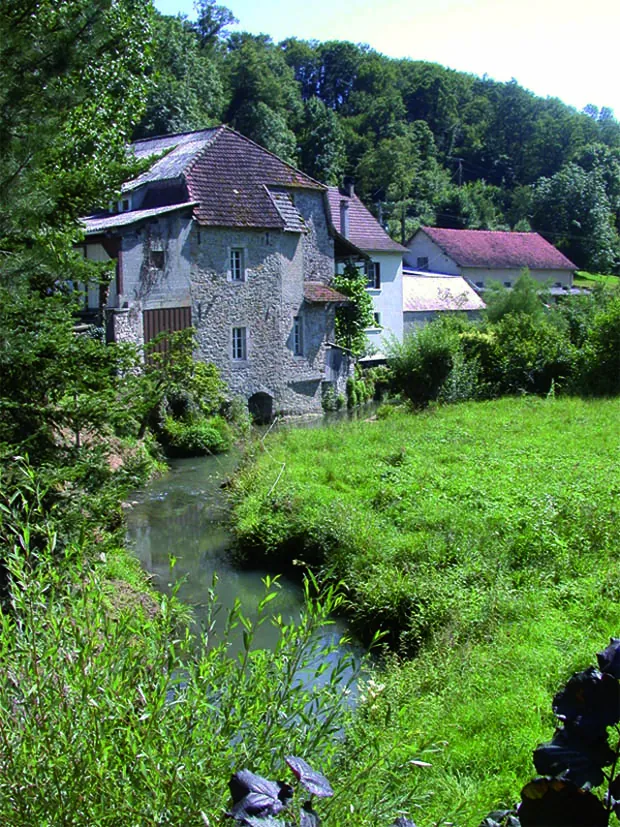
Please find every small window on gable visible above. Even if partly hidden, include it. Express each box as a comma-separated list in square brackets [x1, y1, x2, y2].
[149, 250, 165, 270]
[232, 326, 247, 361]
[293, 316, 303, 355]
[365, 261, 381, 289]
[230, 248, 245, 282]
[417, 256, 429, 271]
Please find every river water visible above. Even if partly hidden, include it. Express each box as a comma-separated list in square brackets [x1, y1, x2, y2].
[124, 441, 356, 660]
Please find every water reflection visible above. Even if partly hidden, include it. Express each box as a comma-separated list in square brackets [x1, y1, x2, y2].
[125, 448, 359, 666]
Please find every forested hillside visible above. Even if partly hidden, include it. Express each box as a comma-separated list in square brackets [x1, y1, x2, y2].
[137, 0, 620, 273]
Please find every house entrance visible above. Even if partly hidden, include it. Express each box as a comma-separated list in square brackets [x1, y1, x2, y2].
[248, 392, 274, 424]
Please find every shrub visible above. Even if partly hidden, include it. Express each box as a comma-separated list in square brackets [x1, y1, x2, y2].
[492, 314, 576, 395]
[386, 320, 460, 407]
[161, 414, 233, 456]
[577, 296, 620, 396]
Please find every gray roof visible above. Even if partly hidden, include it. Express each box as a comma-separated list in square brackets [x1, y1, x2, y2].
[403, 272, 486, 312]
[81, 202, 198, 234]
[266, 188, 306, 232]
[122, 129, 219, 193]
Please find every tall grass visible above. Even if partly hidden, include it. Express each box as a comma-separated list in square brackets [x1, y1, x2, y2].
[0, 519, 381, 825]
[230, 396, 620, 823]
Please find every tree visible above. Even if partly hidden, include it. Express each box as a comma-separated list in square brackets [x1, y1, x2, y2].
[193, 0, 237, 49]
[134, 12, 223, 139]
[332, 262, 374, 356]
[0, 0, 153, 457]
[298, 97, 345, 184]
[531, 163, 620, 272]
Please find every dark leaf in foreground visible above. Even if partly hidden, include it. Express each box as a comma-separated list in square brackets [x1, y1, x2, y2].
[478, 809, 520, 826]
[533, 726, 614, 787]
[553, 667, 620, 730]
[300, 802, 321, 827]
[518, 777, 607, 826]
[597, 637, 620, 679]
[285, 756, 334, 798]
[609, 772, 620, 800]
[241, 817, 288, 827]
[229, 770, 287, 819]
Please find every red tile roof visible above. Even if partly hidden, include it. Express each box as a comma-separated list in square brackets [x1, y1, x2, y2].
[304, 282, 349, 303]
[419, 227, 576, 270]
[186, 128, 324, 229]
[327, 187, 406, 253]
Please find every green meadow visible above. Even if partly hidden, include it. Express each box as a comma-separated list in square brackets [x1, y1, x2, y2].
[231, 397, 620, 824]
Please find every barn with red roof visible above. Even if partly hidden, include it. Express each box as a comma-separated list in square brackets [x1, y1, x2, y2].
[405, 227, 577, 293]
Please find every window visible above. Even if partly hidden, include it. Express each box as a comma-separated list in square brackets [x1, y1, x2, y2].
[264, 231, 272, 246]
[417, 256, 429, 271]
[149, 250, 165, 270]
[230, 248, 245, 282]
[475, 281, 484, 288]
[232, 326, 247, 360]
[122, 199, 130, 212]
[365, 261, 381, 289]
[293, 316, 303, 355]
[504, 281, 512, 288]
[372, 312, 382, 328]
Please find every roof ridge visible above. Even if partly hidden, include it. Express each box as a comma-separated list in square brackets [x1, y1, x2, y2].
[131, 126, 220, 146]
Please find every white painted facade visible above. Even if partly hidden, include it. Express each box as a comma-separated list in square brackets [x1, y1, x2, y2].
[364, 251, 404, 351]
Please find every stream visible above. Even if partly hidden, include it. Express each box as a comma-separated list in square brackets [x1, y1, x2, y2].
[124, 440, 360, 664]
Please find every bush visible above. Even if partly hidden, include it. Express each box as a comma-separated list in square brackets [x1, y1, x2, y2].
[492, 314, 576, 395]
[161, 414, 233, 456]
[386, 320, 460, 407]
[577, 296, 620, 395]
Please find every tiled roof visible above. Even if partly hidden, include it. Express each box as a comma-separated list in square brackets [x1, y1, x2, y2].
[266, 188, 306, 232]
[418, 227, 576, 270]
[304, 282, 349, 303]
[186, 127, 324, 229]
[326, 187, 406, 253]
[81, 202, 198, 234]
[403, 273, 486, 312]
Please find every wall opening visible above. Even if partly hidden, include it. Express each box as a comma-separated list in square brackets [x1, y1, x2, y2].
[248, 392, 274, 424]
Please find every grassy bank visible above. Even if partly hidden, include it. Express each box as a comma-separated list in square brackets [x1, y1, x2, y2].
[230, 396, 620, 823]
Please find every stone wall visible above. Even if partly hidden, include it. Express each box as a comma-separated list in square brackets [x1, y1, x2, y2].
[294, 190, 334, 284]
[190, 224, 334, 416]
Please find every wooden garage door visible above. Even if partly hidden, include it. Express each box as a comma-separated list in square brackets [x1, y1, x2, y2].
[143, 306, 192, 351]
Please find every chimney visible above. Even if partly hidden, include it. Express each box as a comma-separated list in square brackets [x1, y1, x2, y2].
[343, 176, 355, 198]
[340, 199, 350, 238]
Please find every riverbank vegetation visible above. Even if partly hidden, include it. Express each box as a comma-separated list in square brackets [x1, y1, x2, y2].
[231, 396, 620, 822]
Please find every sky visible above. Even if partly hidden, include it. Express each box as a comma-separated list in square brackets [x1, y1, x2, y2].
[154, 0, 620, 118]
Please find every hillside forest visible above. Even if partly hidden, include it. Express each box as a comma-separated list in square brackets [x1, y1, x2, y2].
[137, 0, 620, 273]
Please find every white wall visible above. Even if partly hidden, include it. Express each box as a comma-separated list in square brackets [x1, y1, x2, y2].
[365, 251, 404, 350]
[462, 267, 573, 289]
[404, 234, 460, 275]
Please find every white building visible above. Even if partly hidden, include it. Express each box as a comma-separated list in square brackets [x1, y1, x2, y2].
[327, 184, 406, 351]
[405, 227, 576, 293]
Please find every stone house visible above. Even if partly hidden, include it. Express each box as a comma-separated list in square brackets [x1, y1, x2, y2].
[81, 127, 366, 418]
[327, 183, 407, 351]
[405, 227, 577, 294]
